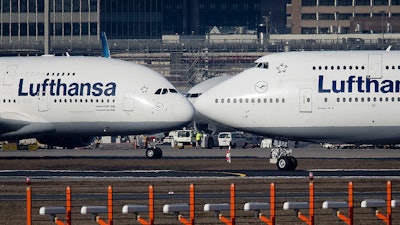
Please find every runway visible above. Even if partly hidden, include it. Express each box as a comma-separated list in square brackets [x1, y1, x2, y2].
[0, 168, 399, 179]
[1, 145, 400, 179]
[2, 145, 400, 159]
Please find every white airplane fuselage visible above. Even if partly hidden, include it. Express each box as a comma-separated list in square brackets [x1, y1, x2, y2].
[195, 51, 400, 144]
[0, 56, 194, 147]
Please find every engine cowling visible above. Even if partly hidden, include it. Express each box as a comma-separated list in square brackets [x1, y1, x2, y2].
[37, 135, 94, 148]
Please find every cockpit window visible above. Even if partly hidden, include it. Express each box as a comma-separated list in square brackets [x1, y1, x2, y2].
[154, 88, 179, 95]
[253, 62, 269, 69]
[186, 93, 201, 98]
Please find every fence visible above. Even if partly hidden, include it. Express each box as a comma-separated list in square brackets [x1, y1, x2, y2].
[17, 179, 400, 225]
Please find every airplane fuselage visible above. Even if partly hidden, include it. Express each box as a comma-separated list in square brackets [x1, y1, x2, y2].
[0, 56, 194, 146]
[195, 51, 400, 144]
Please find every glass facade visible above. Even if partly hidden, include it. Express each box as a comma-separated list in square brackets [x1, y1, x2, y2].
[198, 0, 260, 34]
[0, 0, 288, 46]
[0, 0, 100, 43]
[100, 0, 163, 39]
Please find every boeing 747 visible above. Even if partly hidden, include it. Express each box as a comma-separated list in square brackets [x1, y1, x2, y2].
[194, 50, 400, 170]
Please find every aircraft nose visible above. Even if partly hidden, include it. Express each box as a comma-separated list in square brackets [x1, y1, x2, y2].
[177, 96, 195, 123]
[193, 92, 208, 119]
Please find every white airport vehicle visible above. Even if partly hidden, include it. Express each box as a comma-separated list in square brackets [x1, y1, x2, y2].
[218, 132, 247, 148]
[171, 129, 196, 148]
[194, 50, 400, 170]
[0, 56, 194, 159]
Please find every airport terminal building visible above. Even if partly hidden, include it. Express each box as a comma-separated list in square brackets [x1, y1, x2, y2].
[287, 0, 400, 34]
[0, 0, 288, 55]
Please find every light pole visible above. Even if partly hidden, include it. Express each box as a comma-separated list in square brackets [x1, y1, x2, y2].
[336, 12, 339, 50]
[380, 10, 385, 50]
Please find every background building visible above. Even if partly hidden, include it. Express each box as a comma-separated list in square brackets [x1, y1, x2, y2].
[0, 0, 289, 55]
[0, 0, 100, 54]
[287, 0, 400, 34]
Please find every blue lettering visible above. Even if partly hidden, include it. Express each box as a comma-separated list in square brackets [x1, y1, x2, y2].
[18, 79, 117, 97]
[68, 83, 79, 96]
[318, 75, 400, 94]
[92, 82, 103, 96]
[318, 75, 331, 93]
[104, 83, 117, 96]
[332, 80, 345, 93]
[18, 79, 28, 96]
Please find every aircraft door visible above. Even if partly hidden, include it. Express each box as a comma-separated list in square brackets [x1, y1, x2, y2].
[368, 54, 382, 79]
[3, 65, 18, 85]
[38, 96, 48, 112]
[123, 92, 135, 111]
[299, 88, 312, 113]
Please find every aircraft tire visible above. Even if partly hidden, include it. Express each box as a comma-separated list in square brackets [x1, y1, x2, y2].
[207, 138, 214, 149]
[146, 148, 157, 159]
[277, 156, 289, 170]
[155, 147, 163, 158]
[287, 156, 297, 170]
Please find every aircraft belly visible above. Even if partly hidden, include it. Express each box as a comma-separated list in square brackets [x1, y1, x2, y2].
[52, 121, 190, 136]
[241, 126, 400, 144]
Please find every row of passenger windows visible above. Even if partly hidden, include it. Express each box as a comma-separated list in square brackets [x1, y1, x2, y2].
[53, 98, 115, 103]
[327, 96, 400, 103]
[215, 98, 286, 104]
[46, 72, 76, 76]
[313, 65, 400, 71]
[2, 98, 115, 104]
[313, 65, 365, 70]
[214, 96, 400, 105]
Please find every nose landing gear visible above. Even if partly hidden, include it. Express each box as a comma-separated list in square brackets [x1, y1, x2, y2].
[146, 147, 163, 159]
[270, 148, 297, 171]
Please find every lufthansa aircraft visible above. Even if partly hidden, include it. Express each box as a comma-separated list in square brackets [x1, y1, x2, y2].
[0, 56, 194, 158]
[194, 50, 400, 170]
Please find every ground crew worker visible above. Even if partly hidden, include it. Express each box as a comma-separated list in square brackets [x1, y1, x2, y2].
[196, 132, 202, 147]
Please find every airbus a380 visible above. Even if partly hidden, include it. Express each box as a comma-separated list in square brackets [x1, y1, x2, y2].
[195, 50, 400, 170]
[0, 56, 194, 158]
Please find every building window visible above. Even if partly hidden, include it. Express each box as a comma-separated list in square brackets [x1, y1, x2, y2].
[373, 0, 388, 5]
[302, 28, 317, 34]
[65, 0, 72, 12]
[90, 0, 97, 12]
[319, 0, 334, 6]
[302, 14, 317, 20]
[339, 14, 352, 20]
[301, 0, 317, 6]
[337, 0, 353, 6]
[319, 14, 335, 20]
[355, 0, 371, 6]
[73, 0, 80, 12]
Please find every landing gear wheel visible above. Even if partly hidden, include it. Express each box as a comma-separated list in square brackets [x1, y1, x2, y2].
[146, 147, 163, 159]
[277, 156, 289, 171]
[155, 147, 163, 158]
[207, 138, 214, 149]
[287, 156, 297, 170]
